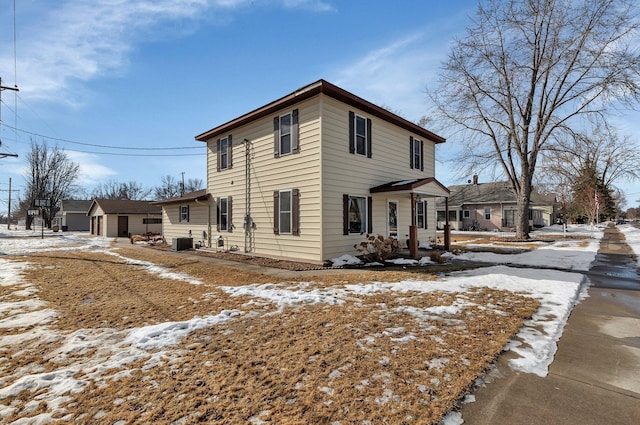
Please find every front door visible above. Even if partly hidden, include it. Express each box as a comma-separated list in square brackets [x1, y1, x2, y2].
[387, 201, 398, 239]
[118, 216, 128, 237]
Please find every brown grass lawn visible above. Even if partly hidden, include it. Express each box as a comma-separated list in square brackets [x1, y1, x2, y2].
[1, 246, 539, 424]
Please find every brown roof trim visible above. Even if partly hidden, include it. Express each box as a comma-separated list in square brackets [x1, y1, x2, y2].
[370, 177, 451, 195]
[151, 189, 210, 205]
[195, 79, 446, 144]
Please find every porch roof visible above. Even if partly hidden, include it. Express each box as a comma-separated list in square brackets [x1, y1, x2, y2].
[370, 177, 450, 197]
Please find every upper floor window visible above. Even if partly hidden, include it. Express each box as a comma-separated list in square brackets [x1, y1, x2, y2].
[274, 109, 299, 157]
[349, 111, 372, 158]
[410, 136, 424, 171]
[217, 135, 232, 171]
[180, 205, 189, 222]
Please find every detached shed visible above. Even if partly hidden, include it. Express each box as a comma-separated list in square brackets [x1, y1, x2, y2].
[58, 200, 92, 231]
[88, 199, 162, 238]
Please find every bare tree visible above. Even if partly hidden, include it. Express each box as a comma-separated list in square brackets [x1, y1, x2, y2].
[430, 0, 640, 238]
[91, 180, 151, 200]
[153, 175, 181, 200]
[540, 124, 640, 211]
[23, 140, 80, 229]
[153, 175, 204, 200]
[184, 177, 204, 193]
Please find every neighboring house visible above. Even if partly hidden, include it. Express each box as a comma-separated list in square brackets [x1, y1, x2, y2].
[87, 199, 162, 238]
[436, 177, 558, 231]
[171, 79, 450, 263]
[151, 190, 212, 247]
[57, 200, 92, 231]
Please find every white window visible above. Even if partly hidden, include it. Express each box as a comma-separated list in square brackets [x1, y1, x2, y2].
[413, 138, 422, 170]
[180, 205, 189, 222]
[279, 190, 292, 234]
[484, 207, 491, 220]
[219, 137, 230, 170]
[349, 196, 367, 233]
[219, 197, 229, 231]
[416, 200, 427, 228]
[463, 209, 470, 219]
[279, 113, 292, 156]
[354, 114, 367, 156]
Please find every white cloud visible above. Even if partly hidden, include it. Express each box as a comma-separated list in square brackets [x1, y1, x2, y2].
[66, 151, 117, 185]
[333, 31, 453, 123]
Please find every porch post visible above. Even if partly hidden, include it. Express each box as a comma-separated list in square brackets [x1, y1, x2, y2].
[409, 193, 418, 258]
[444, 197, 451, 251]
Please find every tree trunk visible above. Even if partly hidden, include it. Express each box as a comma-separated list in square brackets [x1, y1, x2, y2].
[515, 180, 532, 240]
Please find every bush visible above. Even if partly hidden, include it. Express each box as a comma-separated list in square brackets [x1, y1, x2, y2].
[354, 234, 401, 263]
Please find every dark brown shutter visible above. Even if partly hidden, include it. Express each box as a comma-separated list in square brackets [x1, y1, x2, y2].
[273, 116, 280, 158]
[409, 136, 414, 169]
[216, 198, 220, 231]
[420, 140, 424, 171]
[216, 139, 221, 172]
[186, 205, 190, 223]
[292, 109, 299, 154]
[343, 194, 349, 235]
[348, 111, 355, 154]
[366, 118, 372, 158]
[228, 196, 233, 232]
[292, 188, 300, 235]
[227, 135, 233, 169]
[367, 196, 373, 234]
[273, 191, 280, 234]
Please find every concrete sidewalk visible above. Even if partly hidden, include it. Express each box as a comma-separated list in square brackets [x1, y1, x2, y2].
[459, 225, 640, 424]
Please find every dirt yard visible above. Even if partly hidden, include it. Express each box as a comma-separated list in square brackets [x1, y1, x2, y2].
[1, 245, 539, 424]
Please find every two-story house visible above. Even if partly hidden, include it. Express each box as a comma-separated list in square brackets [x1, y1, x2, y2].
[161, 80, 450, 264]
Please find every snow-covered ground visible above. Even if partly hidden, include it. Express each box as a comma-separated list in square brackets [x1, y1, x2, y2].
[1, 223, 637, 424]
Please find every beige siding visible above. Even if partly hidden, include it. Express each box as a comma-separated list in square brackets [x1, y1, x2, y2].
[320, 95, 439, 260]
[205, 98, 323, 262]
[161, 201, 212, 246]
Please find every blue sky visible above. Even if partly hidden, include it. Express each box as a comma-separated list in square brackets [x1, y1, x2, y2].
[0, 0, 638, 207]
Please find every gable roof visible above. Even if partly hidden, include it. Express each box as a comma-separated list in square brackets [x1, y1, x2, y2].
[151, 189, 210, 205]
[60, 200, 92, 213]
[195, 79, 446, 144]
[88, 199, 162, 215]
[441, 182, 556, 207]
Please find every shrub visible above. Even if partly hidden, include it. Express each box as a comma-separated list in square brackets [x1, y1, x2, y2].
[354, 234, 401, 263]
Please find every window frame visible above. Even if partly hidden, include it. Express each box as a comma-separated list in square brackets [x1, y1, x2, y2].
[416, 200, 427, 229]
[354, 114, 367, 156]
[484, 207, 491, 220]
[218, 136, 230, 170]
[278, 189, 293, 234]
[179, 205, 189, 223]
[348, 195, 368, 234]
[463, 209, 470, 219]
[279, 112, 292, 156]
[410, 136, 424, 171]
[219, 197, 230, 232]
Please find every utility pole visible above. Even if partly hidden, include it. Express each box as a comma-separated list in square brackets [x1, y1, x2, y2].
[180, 171, 185, 197]
[0, 77, 19, 158]
[8, 178, 12, 230]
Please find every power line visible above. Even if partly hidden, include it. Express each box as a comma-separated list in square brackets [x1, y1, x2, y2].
[0, 121, 204, 151]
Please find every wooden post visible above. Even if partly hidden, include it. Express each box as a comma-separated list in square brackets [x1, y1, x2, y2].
[409, 193, 418, 258]
[444, 197, 451, 251]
